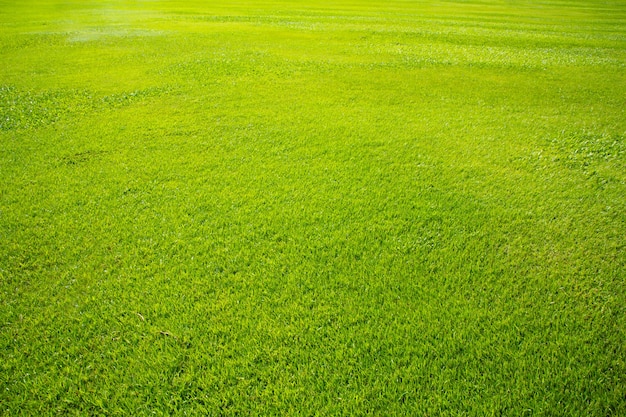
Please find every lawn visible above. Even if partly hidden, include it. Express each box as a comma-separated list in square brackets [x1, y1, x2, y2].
[1, 0, 625, 415]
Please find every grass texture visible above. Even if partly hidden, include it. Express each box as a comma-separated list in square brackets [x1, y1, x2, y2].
[1, 0, 625, 415]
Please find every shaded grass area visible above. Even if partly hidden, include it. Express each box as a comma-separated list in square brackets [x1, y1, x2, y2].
[1, 0, 625, 415]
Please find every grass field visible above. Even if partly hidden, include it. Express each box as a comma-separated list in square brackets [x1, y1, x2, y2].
[1, 0, 625, 415]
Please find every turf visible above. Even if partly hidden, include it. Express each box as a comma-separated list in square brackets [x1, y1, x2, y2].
[1, 0, 625, 415]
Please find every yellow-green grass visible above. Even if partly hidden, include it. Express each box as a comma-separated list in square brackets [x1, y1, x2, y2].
[1, 0, 625, 415]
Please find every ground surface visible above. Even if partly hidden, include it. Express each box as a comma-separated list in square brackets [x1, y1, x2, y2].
[1, 0, 625, 415]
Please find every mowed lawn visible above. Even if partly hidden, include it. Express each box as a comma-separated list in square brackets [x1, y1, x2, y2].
[1, 0, 625, 414]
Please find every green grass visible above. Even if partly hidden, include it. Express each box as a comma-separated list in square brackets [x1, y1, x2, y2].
[1, 0, 625, 415]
